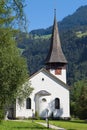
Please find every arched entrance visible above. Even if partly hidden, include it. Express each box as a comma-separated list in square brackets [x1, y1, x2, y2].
[35, 90, 51, 118]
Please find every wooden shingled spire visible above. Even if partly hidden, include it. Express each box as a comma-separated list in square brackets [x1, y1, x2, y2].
[46, 9, 67, 67]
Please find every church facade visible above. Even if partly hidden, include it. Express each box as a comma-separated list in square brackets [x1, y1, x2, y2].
[9, 12, 70, 119]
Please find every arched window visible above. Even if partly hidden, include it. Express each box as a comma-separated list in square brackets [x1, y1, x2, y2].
[26, 98, 31, 109]
[55, 98, 60, 109]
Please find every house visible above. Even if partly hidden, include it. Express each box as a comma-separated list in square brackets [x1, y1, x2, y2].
[8, 10, 70, 119]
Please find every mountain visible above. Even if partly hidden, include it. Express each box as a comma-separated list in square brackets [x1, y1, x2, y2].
[30, 5, 87, 35]
[17, 5, 87, 85]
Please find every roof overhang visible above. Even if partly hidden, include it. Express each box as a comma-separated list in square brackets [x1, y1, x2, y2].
[35, 90, 51, 96]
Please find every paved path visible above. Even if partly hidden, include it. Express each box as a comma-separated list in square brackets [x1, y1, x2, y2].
[36, 122, 65, 130]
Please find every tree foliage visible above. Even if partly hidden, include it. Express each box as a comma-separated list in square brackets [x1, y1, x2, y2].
[0, 0, 33, 120]
[0, 0, 27, 30]
[71, 80, 87, 119]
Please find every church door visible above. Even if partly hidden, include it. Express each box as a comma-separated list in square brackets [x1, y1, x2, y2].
[39, 96, 48, 118]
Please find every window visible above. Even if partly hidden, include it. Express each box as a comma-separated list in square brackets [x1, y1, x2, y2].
[55, 68, 62, 75]
[55, 98, 60, 109]
[26, 98, 31, 109]
[42, 78, 44, 81]
[42, 98, 47, 102]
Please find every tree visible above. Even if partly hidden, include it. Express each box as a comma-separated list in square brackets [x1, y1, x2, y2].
[0, 0, 33, 120]
[76, 82, 87, 119]
[71, 80, 87, 119]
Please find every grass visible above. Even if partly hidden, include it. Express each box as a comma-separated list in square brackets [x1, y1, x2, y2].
[0, 120, 52, 130]
[34, 34, 51, 39]
[49, 119, 87, 130]
[0, 119, 87, 130]
[37, 119, 87, 130]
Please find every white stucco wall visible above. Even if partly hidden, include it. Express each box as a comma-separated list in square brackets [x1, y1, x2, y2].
[16, 99, 32, 118]
[50, 68, 66, 83]
[16, 70, 70, 119]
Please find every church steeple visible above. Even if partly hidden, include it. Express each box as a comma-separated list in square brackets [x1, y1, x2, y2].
[46, 9, 67, 65]
[45, 10, 67, 83]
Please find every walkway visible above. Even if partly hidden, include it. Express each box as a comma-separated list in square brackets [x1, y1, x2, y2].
[36, 122, 65, 130]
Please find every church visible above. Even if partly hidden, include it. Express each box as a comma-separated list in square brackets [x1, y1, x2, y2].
[9, 11, 70, 119]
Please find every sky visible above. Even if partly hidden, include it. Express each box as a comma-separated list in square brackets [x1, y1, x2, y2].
[24, 0, 87, 32]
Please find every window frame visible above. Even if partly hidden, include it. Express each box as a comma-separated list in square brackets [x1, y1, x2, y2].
[55, 98, 60, 109]
[26, 98, 31, 109]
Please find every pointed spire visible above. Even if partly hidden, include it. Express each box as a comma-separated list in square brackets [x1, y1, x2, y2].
[46, 9, 67, 65]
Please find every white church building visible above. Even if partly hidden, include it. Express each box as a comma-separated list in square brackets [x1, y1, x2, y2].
[8, 11, 70, 119]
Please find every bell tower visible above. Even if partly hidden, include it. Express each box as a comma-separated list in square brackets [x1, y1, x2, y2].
[45, 9, 67, 83]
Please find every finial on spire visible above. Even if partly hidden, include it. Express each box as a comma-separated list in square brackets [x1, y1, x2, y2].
[54, 9, 56, 17]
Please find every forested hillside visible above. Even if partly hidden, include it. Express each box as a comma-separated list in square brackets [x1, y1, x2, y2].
[17, 5, 87, 86]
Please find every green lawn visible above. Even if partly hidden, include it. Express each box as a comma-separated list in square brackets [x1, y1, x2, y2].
[0, 120, 52, 130]
[0, 120, 87, 130]
[49, 120, 87, 130]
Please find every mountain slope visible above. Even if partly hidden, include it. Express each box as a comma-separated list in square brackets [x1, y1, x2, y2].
[30, 5, 87, 35]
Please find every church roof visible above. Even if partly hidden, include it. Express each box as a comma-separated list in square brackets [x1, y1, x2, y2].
[46, 10, 67, 64]
[30, 68, 69, 90]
